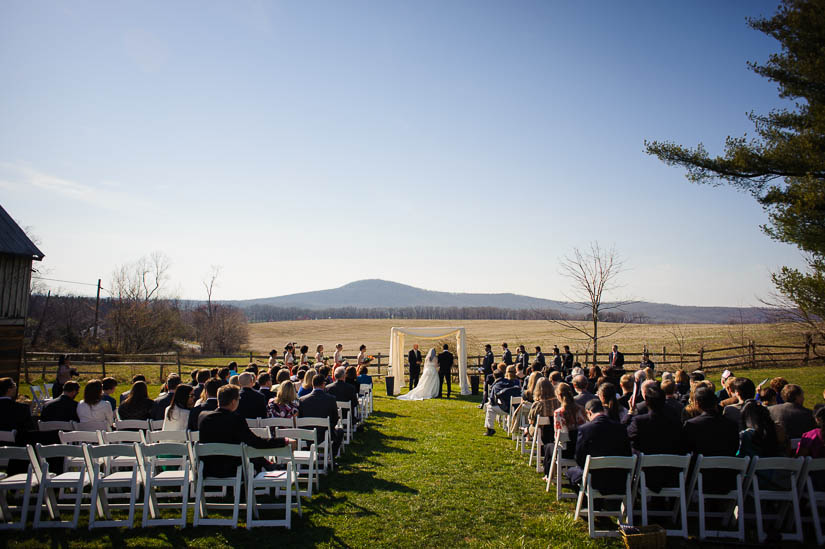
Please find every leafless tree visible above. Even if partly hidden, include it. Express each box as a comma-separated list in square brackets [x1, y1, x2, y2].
[190, 266, 248, 355]
[543, 242, 635, 365]
[664, 323, 689, 367]
[203, 265, 221, 319]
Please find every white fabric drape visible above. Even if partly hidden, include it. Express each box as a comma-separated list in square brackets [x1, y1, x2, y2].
[388, 327, 469, 396]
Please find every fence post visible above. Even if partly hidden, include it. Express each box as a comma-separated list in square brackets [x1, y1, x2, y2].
[749, 340, 756, 368]
[584, 350, 589, 367]
[176, 351, 182, 376]
[699, 346, 704, 370]
[376, 353, 382, 377]
[100, 352, 106, 378]
[249, 351, 253, 363]
[804, 333, 812, 367]
[662, 346, 667, 367]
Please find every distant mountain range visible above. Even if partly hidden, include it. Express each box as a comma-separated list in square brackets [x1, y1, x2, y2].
[227, 279, 773, 324]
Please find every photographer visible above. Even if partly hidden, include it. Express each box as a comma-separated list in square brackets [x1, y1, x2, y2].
[53, 354, 78, 398]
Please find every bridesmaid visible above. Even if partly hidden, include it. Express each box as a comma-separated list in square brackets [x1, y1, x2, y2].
[284, 343, 295, 375]
[299, 345, 309, 366]
[356, 344, 368, 367]
[314, 344, 325, 365]
[333, 344, 344, 367]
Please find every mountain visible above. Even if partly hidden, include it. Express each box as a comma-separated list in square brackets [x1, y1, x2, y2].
[228, 279, 773, 324]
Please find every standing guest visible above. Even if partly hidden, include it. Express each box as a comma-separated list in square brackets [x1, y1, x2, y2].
[660, 379, 685, 416]
[674, 370, 690, 397]
[40, 380, 80, 423]
[534, 346, 546, 369]
[516, 345, 529, 370]
[567, 399, 632, 493]
[299, 345, 310, 366]
[258, 373, 274, 401]
[0, 378, 35, 443]
[722, 377, 755, 425]
[683, 387, 740, 491]
[188, 379, 220, 431]
[770, 384, 816, 439]
[198, 385, 292, 478]
[120, 374, 146, 404]
[163, 385, 194, 431]
[356, 365, 373, 386]
[408, 344, 422, 390]
[501, 343, 513, 366]
[53, 355, 78, 398]
[356, 345, 368, 367]
[236, 372, 267, 420]
[479, 344, 496, 409]
[78, 380, 115, 425]
[151, 374, 181, 421]
[192, 370, 210, 402]
[299, 373, 343, 460]
[333, 344, 344, 367]
[344, 366, 359, 390]
[608, 345, 625, 370]
[118, 381, 154, 420]
[298, 371, 314, 398]
[267, 380, 300, 419]
[797, 407, 825, 490]
[284, 343, 295, 374]
[217, 367, 230, 386]
[562, 345, 574, 373]
[268, 349, 278, 369]
[572, 375, 597, 407]
[483, 365, 521, 436]
[314, 345, 325, 365]
[526, 378, 557, 441]
[737, 399, 781, 458]
[101, 377, 118, 412]
[327, 366, 359, 423]
[639, 351, 655, 371]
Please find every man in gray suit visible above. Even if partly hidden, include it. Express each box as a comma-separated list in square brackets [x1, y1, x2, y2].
[769, 384, 815, 439]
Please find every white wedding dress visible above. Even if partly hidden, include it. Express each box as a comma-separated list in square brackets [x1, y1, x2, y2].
[398, 348, 440, 401]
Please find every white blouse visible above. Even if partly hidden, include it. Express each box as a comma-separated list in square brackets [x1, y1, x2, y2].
[314, 352, 324, 363]
[163, 405, 190, 431]
[333, 350, 343, 364]
[77, 400, 114, 425]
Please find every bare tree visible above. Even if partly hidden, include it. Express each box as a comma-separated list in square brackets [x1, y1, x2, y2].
[664, 323, 689, 367]
[544, 242, 634, 365]
[203, 265, 221, 319]
[190, 266, 248, 355]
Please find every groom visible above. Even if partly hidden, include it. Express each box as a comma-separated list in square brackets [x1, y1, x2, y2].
[437, 344, 454, 398]
[408, 344, 422, 390]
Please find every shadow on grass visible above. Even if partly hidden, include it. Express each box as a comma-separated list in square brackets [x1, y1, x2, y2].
[330, 469, 418, 495]
[369, 410, 406, 418]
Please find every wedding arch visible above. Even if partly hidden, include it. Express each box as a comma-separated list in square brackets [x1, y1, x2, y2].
[388, 326, 470, 396]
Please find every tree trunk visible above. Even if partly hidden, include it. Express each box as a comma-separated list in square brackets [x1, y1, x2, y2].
[592, 314, 598, 366]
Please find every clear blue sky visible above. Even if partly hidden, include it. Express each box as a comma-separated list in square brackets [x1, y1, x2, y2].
[0, 0, 802, 306]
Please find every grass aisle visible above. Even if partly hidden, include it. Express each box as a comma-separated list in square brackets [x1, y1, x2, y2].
[5, 386, 618, 549]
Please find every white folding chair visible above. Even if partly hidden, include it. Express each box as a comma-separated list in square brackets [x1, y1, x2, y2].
[30, 387, 45, 415]
[275, 428, 318, 496]
[359, 384, 373, 416]
[145, 430, 187, 444]
[44, 384, 54, 397]
[744, 456, 804, 542]
[801, 457, 825, 545]
[259, 417, 296, 430]
[250, 427, 271, 439]
[295, 418, 332, 473]
[529, 417, 551, 472]
[243, 445, 301, 529]
[246, 419, 260, 429]
[507, 397, 523, 432]
[0, 446, 37, 530]
[188, 431, 200, 443]
[149, 420, 165, 431]
[192, 443, 243, 528]
[574, 455, 638, 538]
[336, 402, 353, 447]
[37, 421, 73, 433]
[83, 443, 139, 529]
[688, 455, 750, 540]
[635, 453, 691, 538]
[30, 444, 90, 528]
[0, 431, 17, 470]
[546, 438, 578, 501]
[100, 431, 144, 473]
[72, 421, 111, 432]
[58, 431, 100, 473]
[114, 420, 150, 431]
[136, 442, 190, 528]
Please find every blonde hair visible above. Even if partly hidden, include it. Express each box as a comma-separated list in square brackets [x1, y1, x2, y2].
[505, 365, 517, 380]
[276, 380, 297, 404]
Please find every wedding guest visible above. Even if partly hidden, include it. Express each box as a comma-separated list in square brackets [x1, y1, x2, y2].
[0, 378, 35, 443]
[483, 365, 521, 436]
[758, 386, 778, 406]
[236, 372, 267, 419]
[267, 380, 300, 419]
[597, 382, 626, 423]
[572, 375, 597, 407]
[101, 377, 118, 412]
[797, 407, 825, 490]
[770, 384, 815, 439]
[78, 380, 115, 425]
[40, 380, 80, 423]
[163, 385, 194, 431]
[192, 370, 210, 402]
[618, 374, 634, 409]
[53, 355, 78, 398]
[627, 385, 683, 491]
[229, 374, 239, 386]
[770, 377, 789, 404]
[188, 370, 199, 388]
[562, 345, 574, 373]
[567, 399, 632, 493]
[660, 379, 685, 416]
[268, 349, 278, 369]
[552, 383, 587, 449]
[218, 367, 230, 386]
[639, 351, 655, 371]
[683, 387, 739, 491]
[344, 366, 359, 390]
[258, 373, 274, 401]
[356, 345, 368, 367]
[515, 363, 527, 389]
[276, 368, 291, 384]
[327, 366, 359, 423]
[319, 365, 333, 385]
[299, 373, 343, 460]
[314, 344, 325, 365]
[534, 346, 546, 369]
[118, 381, 154, 420]
[674, 369, 690, 397]
[643, 367, 655, 382]
[151, 374, 181, 421]
[356, 365, 373, 386]
[586, 365, 602, 393]
[333, 344, 344, 366]
[120, 374, 146, 404]
[501, 343, 513, 366]
[682, 380, 714, 422]
[737, 399, 781, 458]
[210, 368, 219, 379]
[188, 379, 220, 431]
[527, 378, 557, 440]
[523, 371, 544, 403]
[298, 371, 314, 398]
[722, 377, 755, 425]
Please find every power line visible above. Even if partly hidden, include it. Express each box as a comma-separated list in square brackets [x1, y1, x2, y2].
[32, 276, 99, 287]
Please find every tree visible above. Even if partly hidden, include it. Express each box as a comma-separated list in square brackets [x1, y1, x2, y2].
[190, 266, 248, 355]
[544, 242, 634, 365]
[645, 0, 825, 338]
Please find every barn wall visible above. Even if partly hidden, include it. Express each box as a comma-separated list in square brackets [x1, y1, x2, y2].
[0, 324, 24, 383]
[0, 254, 32, 319]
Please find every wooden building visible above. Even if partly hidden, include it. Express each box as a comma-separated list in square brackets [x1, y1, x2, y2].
[0, 205, 44, 382]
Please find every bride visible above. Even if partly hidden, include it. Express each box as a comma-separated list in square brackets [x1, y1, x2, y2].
[398, 348, 440, 401]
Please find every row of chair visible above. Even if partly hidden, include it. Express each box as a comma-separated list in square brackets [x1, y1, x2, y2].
[30, 384, 54, 416]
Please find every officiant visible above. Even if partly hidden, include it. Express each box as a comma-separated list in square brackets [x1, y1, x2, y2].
[408, 344, 422, 390]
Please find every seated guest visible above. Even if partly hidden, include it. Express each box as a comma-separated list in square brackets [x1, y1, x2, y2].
[674, 369, 690, 397]
[210, 368, 219, 379]
[319, 365, 332, 385]
[120, 374, 146, 404]
[151, 374, 181, 421]
[770, 377, 789, 404]
[267, 380, 300, 419]
[40, 380, 80, 423]
[717, 370, 733, 401]
[628, 385, 684, 492]
[523, 371, 543, 403]
[515, 363, 527, 387]
[188, 369, 199, 387]
[757, 386, 778, 406]
[198, 385, 292, 477]
[0, 377, 36, 442]
[299, 373, 343, 459]
[770, 384, 815, 439]
[228, 374, 239, 386]
[257, 373, 274, 401]
[682, 380, 714, 422]
[101, 377, 118, 412]
[356, 365, 373, 386]
[163, 385, 194, 431]
[737, 399, 781, 458]
[660, 379, 685, 416]
[722, 377, 755, 425]
[236, 372, 267, 419]
[617, 374, 634, 409]
[572, 375, 597, 407]
[543, 383, 587, 480]
[683, 387, 739, 492]
[483, 365, 522, 437]
[275, 368, 291, 385]
[78, 379, 115, 425]
[597, 382, 627, 423]
[344, 366, 359, 390]
[188, 379, 221, 431]
[118, 381, 154, 420]
[484, 363, 506, 405]
[217, 367, 230, 386]
[626, 380, 659, 420]
[586, 365, 602, 394]
[797, 407, 825, 490]
[192, 369, 211, 401]
[567, 399, 632, 493]
[527, 378, 557, 441]
[298, 370, 314, 398]
[327, 366, 359, 423]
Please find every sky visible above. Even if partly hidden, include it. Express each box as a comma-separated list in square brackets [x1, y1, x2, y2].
[0, 0, 804, 307]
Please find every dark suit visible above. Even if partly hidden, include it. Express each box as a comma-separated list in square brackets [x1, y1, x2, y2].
[188, 398, 219, 431]
[534, 352, 546, 369]
[502, 348, 513, 365]
[568, 414, 631, 494]
[627, 409, 684, 492]
[259, 387, 275, 402]
[574, 391, 598, 407]
[198, 408, 285, 478]
[236, 387, 268, 419]
[481, 351, 495, 404]
[150, 392, 175, 421]
[683, 412, 740, 493]
[299, 389, 343, 457]
[119, 391, 130, 404]
[192, 383, 206, 402]
[408, 349, 422, 390]
[608, 351, 625, 369]
[562, 352, 574, 373]
[102, 394, 117, 412]
[769, 402, 815, 439]
[516, 352, 529, 370]
[40, 395, 79, 423]
[618, 392, 633, 410]
[437, 350, 454, 398]
[0, 398, 35, 444]
[326, 380, 359, 421]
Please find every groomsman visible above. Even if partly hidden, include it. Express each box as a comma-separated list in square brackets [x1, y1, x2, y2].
[533, 346, 546, 370]
[501, 343, 513, 366]
[552, 346, 563, 371]
[478, 344, 496, 409]
[437, 344, 454, 398]
[408, 344, 422, 390]
[562, 345, 575, 373]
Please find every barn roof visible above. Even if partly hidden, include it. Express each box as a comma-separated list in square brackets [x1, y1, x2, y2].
[0, 204, 44, 260]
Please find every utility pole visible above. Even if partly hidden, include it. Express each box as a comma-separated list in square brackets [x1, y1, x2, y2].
[93, 278, 101, 340]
